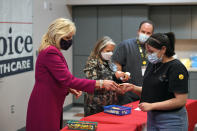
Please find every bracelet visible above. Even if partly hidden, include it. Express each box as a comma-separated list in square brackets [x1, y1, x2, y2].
[99, 80, 103, 89]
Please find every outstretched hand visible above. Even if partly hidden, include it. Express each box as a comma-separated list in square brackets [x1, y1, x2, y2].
[117, 83, 134, 94]
[102, 80, 119, 91]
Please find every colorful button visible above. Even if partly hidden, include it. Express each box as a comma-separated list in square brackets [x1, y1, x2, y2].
[179, 74, 184, 80]
[143, 61, 146, 65]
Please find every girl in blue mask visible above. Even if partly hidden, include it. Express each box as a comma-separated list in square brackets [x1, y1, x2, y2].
[122, 32, 189, 131]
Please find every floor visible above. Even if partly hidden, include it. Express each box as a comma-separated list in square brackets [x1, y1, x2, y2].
[62, 106, 84, 127]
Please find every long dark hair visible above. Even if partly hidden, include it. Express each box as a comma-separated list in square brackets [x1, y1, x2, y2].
[146, 32, 175, 57]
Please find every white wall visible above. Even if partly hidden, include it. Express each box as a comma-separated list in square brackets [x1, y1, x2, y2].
[0, 0, 73, 131]
[0, 0, 33, 131]
[176, 40, 197, 58]
[33, 0, 73, 107]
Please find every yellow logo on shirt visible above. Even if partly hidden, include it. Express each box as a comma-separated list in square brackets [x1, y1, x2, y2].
[179, 74, 184, 80]
[142, 61, 146, 65]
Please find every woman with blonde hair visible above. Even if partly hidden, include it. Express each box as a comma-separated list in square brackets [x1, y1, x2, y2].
[26, 18, 118, 131]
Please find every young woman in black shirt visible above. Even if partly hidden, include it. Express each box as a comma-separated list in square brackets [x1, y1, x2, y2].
[123, 32, 188, 131]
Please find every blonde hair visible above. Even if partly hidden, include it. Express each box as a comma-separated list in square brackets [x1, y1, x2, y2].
[38, 18, 76, 52]
[88, 36, 115, 61]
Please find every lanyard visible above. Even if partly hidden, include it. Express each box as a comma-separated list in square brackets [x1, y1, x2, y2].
[137, 40, 147, 66]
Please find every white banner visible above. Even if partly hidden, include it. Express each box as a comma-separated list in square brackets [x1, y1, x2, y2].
[0, 0, 33, 78]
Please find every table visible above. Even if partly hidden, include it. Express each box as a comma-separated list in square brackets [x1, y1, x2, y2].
[186, 99, 197, 131]
[80, 100, 146, 131]
[61, 99, 197, 131]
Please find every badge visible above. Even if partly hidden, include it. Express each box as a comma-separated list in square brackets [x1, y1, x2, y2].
[179, 74, 184, 80]
[139, 48, 142, 53]
[141, 66, 146, 76]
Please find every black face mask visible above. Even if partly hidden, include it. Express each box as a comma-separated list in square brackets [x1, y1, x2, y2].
[60, 39, 72, 50]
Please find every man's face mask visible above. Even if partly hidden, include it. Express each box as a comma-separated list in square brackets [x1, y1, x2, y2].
[101, 52, 113, 61]
[138, 33, 150, 43]
[147, 52, 162, 64]
[60, 39, 72, 50]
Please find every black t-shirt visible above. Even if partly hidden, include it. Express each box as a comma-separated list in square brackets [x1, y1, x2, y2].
[141, 59, 188, 104]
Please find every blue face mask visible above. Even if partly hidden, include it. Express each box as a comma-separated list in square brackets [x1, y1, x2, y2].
[60, 39, 72, 50]
[138, 33, 150, 43]
[147, 52, 162, 64]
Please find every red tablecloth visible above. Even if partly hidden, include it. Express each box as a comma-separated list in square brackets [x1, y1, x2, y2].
[61, 99, 197, 131]
[80, 100, 146, 131]
[186, 99, 197, 131]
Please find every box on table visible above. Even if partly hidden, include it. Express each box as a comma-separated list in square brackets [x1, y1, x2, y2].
[66, 120, 97, 131]
[104, 105, 131, 116]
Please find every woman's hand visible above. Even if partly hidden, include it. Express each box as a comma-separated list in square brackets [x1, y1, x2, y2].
[118, 83, 134, 94]
[115, 71, 131, 82]
[102, 80, 119, 91]
[68, 88, 82, 99]
[122, 72, 131, 82]
[138, 102, 153, 112]
[115, 71, 125, 79]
